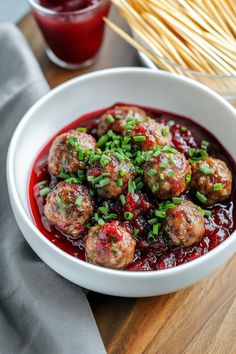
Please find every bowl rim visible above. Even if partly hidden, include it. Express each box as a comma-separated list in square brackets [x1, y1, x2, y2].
[7, 67, 236, 278]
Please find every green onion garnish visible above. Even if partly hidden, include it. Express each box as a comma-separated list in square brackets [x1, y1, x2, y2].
[186, 174, 191, 184]
[201, 140, 209, 147]
[77, 127, 87, 132]
[155, 210, 166, 218]
[196, 191, 207, 203]
[114, 152, 124, 162]
[128, 181, 136, 193]
[148, 218, 158, 225]
[99, 178, 110, 187]
[160, 173, 165, 180]
[98, 218, 105, 226]
[147, 169, 157, 177]
[97, 135, 109, 147]
[124, 211, 134, 220]
[167, 120, 175, 127]
[120, 194, 126, 206]
[100, 154, 111, 167]
[213, 183, 223, 191]
[199, 164, 214, 175]
[75, 196, 83, 208]
[106, 115, 115, 123]
[172, 197, 183, 204]
[152, 224, 159, 236]
[117, 178, 123, 187]
[152, 183, 160, 193]
[161, 127, 169, 136]
[168, 170, 174, 178]
[39, 187, 51, 197]
[181, 126, 188, 132]
[133, 135, 146, 142]
[160, 163, 168, 170]
[136, 181, 144, 190]
[133, 228, 139, 236]
[119, 168, 125, 177]
[59, 171, 71, 179]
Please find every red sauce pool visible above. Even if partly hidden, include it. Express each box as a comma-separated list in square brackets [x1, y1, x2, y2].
[29, 103, 236, 271]
[33, 0, 110, 65]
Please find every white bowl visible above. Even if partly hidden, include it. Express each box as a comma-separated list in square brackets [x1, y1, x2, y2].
[7, 68, 236, 297]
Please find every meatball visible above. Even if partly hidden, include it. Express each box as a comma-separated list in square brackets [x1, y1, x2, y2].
[130, 118, 171, 151]
[163, 200, 205, 247]
[48, 130, 97, 176]
[143, 152, 191, 200]
[44, 181, 94, 238]
[86, 153, 136, 199]
[191, 157, 232, 206]
[97, 105, 146, 137]
[85, 221, 136, 269]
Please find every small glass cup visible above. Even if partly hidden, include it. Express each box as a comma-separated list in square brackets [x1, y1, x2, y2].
[28, 0, 111, 69]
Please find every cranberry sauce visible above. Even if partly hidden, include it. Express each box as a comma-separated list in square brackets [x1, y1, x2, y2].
[37, 0, 101, 12]
[29, 103, 236, 271]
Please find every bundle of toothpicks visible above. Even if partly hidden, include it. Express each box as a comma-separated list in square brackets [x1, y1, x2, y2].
[105, 0, 236, 98]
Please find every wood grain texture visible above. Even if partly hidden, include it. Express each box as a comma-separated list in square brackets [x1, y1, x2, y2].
[18, 6, 236, 354]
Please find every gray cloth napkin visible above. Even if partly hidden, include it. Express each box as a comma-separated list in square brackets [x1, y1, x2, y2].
[0, 23, 106, 354]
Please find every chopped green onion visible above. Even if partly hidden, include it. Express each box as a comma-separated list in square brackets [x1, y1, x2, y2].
[161, 127, 169, 136]
[98, 206, 109, 216]
[169, 155, 175, 165]
[76, 127, 87, 132]
[114, 152, 124, 162]
[147, 169, 157, 177]
[199, 164, 214, 175]
[117, 178, 123, 187]
[155, 210, 166, 218]
[186, 174, 191, 184]
[172, 197, 183, 204]
[152, 224, 159, 236]
[181, 126, 188, 132]
[201, 140, 209, 147]
[98, 218, 105, 226]
[124, 211, 134, 220]
[89, 189, 94, 196]
[97, 135, 109, 147]
[196, 191, 207, 203]
[119, 168, 125, 177]
[152, 183, 160, 193]
[59, 171, 71, 179]
[160, 163, 168, 170]
[40, 187, 50, 197]
[100, 154, 111, 167]
[75, 196, 83, 208]
[65, 177, 79, 184]
[213, 183, 223, 191]
[160, 173, 165, 180]
[136, 181, 144, 190]
[99, 178, 110, 187]
[115, 115, 123, 120]
[120, 194, 126, 206]
[78, 149, 84, 161]
[106, 115, 115, 123]
[168, 170, 174, 178]
[167, 120, 175, 127]
[203, 210, 212, 217]
[128, 181, 136, 193]
[147, 218, 158, 226]
[133, 135, 146, 142]
[133, 228, 139, 236]
[37, 180, 47, 187]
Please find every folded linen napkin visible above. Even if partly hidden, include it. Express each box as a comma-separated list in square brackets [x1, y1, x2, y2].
[0, 23, 106, 354]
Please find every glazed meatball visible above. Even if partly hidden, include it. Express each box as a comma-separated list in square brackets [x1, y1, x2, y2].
[44, 181, 94, 238]
[163, 200, 205, 247]
[143, 152, 191, 200]
[97, 105, 146, 137]
[130, 118, 171, 151]
[86, 153, 136, 199]
[191, 157, 232, 206]
[85, 221, 136, 269]
[48, 130, 97, 176]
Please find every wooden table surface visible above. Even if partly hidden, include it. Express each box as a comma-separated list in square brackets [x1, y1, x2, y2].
[19, 6, 236, 354]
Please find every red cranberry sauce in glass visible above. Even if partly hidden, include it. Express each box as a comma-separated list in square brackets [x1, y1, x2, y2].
[32, 0, 110, 67]
[29, 103, 236, 271]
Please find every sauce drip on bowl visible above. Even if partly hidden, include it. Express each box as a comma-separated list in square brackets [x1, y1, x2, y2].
[29, 104, 236, 271]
